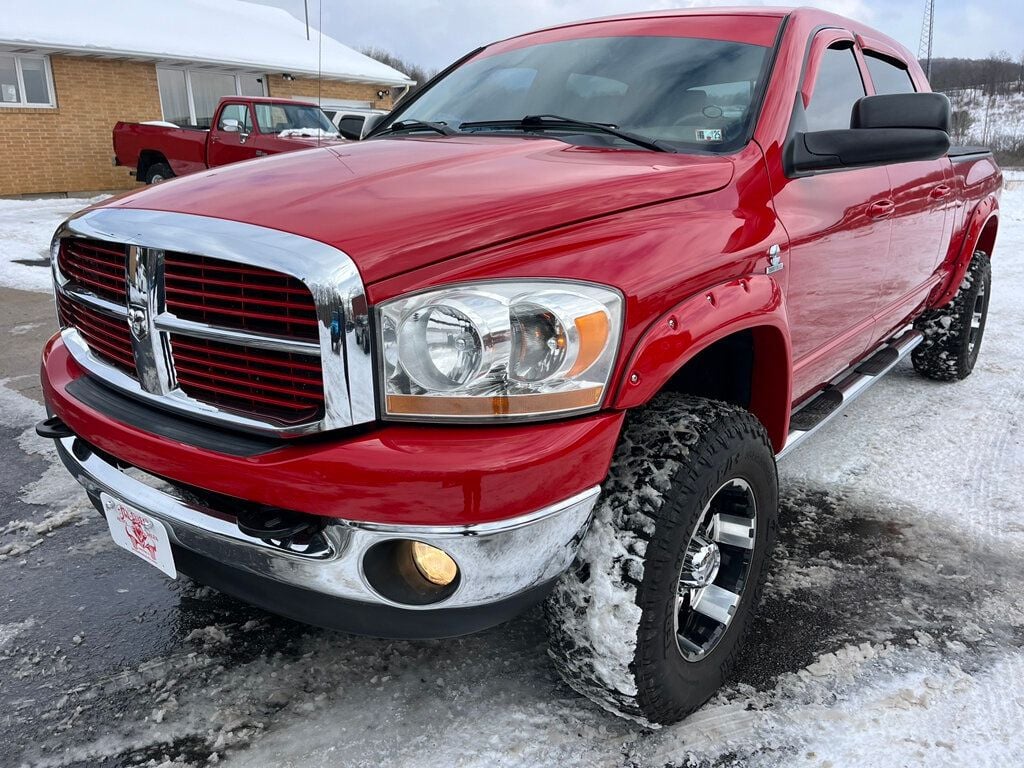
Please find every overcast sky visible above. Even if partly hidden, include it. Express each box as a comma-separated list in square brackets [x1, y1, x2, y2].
[257, 0, 1024, 74]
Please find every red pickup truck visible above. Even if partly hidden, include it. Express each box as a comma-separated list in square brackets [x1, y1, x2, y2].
[112, 96, 343, 183]
[42, 8, 1000, 726]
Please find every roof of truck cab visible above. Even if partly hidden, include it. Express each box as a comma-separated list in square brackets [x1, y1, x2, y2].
[497, 6, 916, 66]
[242, 97, 320, 106]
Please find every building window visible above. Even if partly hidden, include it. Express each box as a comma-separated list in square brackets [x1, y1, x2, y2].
[156, 69, 190, 126]
[0, 54, 56, 108]
[156, 66, 266, 128]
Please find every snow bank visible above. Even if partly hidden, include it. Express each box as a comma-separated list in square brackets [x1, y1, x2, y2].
[637, 648, 1024, 767]
[0, 378, 90, 564]
[0, 195, 106, 292]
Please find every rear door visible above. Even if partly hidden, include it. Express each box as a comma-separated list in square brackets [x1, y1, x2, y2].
[862, 49, 954, 336]
[207, 102, 259, 167]
[772, 32, 895, 398]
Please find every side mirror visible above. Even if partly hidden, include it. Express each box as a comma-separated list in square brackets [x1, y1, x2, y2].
[787, 92, 951, 174]
[361, 113, 387, 139]
[787, 128, 950, 174]
[852, 92, 951, 132]
[220, 118, 241, 133]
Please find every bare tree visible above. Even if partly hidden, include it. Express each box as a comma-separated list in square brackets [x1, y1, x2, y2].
[360, 48, 436, 102]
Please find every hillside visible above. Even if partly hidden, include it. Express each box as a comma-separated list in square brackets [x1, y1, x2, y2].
[943, 85, 1024, 165]
[924, 55, 1024, 165]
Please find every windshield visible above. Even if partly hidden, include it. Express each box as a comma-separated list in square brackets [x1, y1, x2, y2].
[387, 35, 771, 152]
[254, 103, 339, 137]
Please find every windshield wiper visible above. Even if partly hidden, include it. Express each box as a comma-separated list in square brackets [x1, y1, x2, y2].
[459, 114, 674, 153]
[377, 119, 459, 136]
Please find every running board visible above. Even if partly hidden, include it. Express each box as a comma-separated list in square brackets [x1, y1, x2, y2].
[778, 329, 923, 459]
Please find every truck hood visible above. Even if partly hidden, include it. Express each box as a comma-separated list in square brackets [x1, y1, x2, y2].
[112, 136, 734, 284]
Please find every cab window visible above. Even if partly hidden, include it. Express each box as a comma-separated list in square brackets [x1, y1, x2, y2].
[804, 45, 866, 132]
[218, 103, 252, 132]
[865, 53, 917, 95]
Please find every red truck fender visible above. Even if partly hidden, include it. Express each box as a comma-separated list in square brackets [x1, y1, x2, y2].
[612, 274, 792, 452]
[932, 195, 999, 307]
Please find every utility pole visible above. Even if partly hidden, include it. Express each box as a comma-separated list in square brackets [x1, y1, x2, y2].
[918, 0, 935, 80]
[303, 0, 310, 40]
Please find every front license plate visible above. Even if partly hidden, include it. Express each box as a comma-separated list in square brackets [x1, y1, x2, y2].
[101, 493, 177, 579]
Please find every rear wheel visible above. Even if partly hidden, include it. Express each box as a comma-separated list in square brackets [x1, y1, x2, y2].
[912, 251, 992, 381]
[544, 394, 778, 726]
[145, 162, 173, 184]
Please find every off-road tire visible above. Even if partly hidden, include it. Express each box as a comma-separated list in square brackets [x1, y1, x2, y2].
[912, 251, 991, 381]
[145, 162, 173, 184]
[544, 394, 778, 726]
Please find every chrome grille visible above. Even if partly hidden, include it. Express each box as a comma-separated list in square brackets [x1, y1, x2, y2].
[56, 292, 137, 377]
[52, 209, 375, 437]
[163, 252, 322, 341]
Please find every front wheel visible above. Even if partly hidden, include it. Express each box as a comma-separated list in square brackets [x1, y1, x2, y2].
[544, 394, 778, 726]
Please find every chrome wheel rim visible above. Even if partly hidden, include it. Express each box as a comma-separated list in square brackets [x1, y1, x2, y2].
[968, 280, 987, 355]
[674, 478, 757, 662]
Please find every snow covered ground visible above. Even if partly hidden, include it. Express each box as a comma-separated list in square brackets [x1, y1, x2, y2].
[0, 195, 107, 292]
[0, 190, 1022, 767]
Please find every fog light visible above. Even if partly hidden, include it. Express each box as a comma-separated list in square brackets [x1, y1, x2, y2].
[411, 541, 458, 586]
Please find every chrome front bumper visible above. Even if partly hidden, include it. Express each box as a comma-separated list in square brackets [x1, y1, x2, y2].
[55, 435, 599, 614]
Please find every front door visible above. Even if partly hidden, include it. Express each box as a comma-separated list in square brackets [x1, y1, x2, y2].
[772, 35, 894, 399]
[208, 102, 258, 167]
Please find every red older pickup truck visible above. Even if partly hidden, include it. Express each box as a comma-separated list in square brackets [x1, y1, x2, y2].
[112, 96, 343, 183]
[42, 8, 1000, 725]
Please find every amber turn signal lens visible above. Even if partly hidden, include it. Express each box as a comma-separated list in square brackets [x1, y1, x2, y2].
[568, 310, 611, 377]
[410, 542, 459, 586]
[386, 386, 603, 417]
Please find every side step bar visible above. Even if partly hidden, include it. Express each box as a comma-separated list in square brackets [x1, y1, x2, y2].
[778, 328, 923, 459]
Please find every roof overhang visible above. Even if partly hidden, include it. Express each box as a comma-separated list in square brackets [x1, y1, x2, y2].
[0, 41, 415, 87]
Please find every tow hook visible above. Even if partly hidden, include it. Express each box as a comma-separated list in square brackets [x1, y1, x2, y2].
[235, 507, 325, 544]
[35, 416, 74, 440]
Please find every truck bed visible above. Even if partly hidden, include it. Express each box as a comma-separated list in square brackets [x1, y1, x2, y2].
[113, 122, 209, 178]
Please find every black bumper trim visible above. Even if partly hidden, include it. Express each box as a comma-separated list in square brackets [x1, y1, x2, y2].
[66, 375, 284, 457]
[171, 543, 554, 639]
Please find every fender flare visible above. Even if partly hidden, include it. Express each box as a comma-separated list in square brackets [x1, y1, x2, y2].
[612, 275, 792, 452]
[933, 196, 999, 307]
[137, 149, 170, 181]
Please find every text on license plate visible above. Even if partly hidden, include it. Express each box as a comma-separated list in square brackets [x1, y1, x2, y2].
[101, 493, 177, 578]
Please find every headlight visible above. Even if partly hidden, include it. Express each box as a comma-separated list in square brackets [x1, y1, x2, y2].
[377, 280, 623, 421]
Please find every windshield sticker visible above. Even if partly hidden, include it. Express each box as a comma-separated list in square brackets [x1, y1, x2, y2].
[695, 129, 723, 142]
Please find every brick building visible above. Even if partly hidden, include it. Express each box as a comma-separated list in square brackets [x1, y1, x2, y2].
[0, 0, 413, 197]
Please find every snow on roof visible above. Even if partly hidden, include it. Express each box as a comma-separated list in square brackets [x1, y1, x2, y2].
[0, 0, 414, 87]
